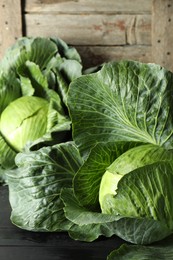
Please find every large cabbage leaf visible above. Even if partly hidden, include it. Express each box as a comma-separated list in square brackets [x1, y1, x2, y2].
[61, 187, 170, 244]
[7, 142, 83, 231]
[107, 236, 173, 260]
[67, 60, 173, 156]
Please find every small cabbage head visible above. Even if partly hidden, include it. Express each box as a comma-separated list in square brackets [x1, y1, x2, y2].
[0, 96, 49, 152]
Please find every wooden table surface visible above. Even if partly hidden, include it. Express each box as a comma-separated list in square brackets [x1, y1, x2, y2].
[0, 185, 124, 260]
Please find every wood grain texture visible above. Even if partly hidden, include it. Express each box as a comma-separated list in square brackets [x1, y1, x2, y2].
[25, 0, 152, 14]
[152, 0, 173, 71]
[0, 0, 22, 59]
[76, 45, 152, 68]
[25, 14, 151, 46]
[0, 0, 153, 66]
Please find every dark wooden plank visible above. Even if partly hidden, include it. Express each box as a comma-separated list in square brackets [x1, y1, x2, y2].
[0, 185, 13, 227]
[0, 245, 113, 260]
[76, 45, 152, 68]
[0, 186, 124, 260]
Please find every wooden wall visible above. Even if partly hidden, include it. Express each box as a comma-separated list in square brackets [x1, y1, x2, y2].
[0, 0, 173, 71]
[0, 0, 22, 59]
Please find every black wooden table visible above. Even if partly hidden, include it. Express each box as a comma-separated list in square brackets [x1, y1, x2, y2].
[0, 186, 124, 260]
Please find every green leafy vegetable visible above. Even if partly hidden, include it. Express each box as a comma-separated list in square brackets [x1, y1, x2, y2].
[0, 36, 82, 175]
[7, 142, 83, 231]
[6, 57, 173, 258]
[66, 61, 173, 244]
[0, 96, 49, 151]
[67, 60, 173, 156]
[73, 141, 140, 211]
[99, 144, 173, 213]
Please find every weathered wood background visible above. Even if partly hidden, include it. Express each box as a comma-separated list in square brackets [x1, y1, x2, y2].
[0, 0, 173, 70]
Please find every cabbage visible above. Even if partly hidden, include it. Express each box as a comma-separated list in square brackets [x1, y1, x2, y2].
[66, 61, 173, 244]
[7, 60, 173, 257]
[99, 144, 173, 214]
[0, 96, 49, 152]
[0, 36, 82, 173]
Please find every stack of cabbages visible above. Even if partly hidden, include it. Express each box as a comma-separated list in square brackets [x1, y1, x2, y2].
[1, 37, 173, 260]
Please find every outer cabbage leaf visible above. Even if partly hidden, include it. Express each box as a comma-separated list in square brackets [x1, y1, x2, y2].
[51, 37, 81, 63]
[61, 188, 121, 242]
[101, 161, 173, 244]
[107, 162, 173, 227]
[0, 71, 21, 114]
[0, 134, 17, 169]
[0, 37, 57, 72]
[61, 188, 170, 244]
[18, 60, 63, 111]
[107, 236, 173, 260]
[61, 188, 120, 226]
[0, 37, 82, 107]
[100, 144, 173, 213]
[7, 142, 83, 231]
[67, 60, 173, 156]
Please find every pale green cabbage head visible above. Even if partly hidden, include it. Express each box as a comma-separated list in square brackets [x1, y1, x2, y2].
[0, 36, 82, 172]
[0, 96, 49, 152]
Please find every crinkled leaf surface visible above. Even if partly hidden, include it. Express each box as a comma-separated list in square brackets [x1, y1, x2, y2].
[7, 142, 83, 231]
[18, 61, 63, 111]
[109, 162, 173, 228]
[114, 216, 171, 245]
[100, 161, 173, 244]
[61, 188, 170, 243]
[68, 60, 173, 156]
[0, 37, 58, 72]
[0, 36, 82, 172]
[100, 144, 173, 213]
[61, 188, 170, 244]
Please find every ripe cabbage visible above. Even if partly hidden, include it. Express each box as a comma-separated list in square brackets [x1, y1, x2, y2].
[0, 96, 49, 152]
[7, 60, 173, 258]
[0, 36, 82, 173]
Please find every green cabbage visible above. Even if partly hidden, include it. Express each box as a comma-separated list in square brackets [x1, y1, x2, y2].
[99, 144, 173, 214]
[0, 96, 49, 152]
[0, 36, 82, 174]
[7, 60, 173, 257]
